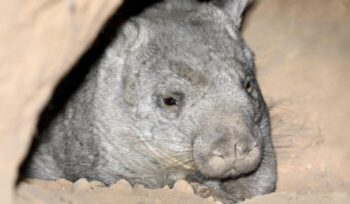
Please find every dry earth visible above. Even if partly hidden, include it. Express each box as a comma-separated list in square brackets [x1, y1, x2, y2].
[0, 0, 122, 203]
[245, 0, 350, 193]
[13, 0, 350, 203]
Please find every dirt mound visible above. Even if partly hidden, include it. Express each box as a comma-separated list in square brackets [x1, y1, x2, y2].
[15, 179, 218, 204]
[15, 179, 349, 204]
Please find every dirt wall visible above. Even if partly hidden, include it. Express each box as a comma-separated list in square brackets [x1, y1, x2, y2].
[243, 0, 350, 192]
[0, 0, 122, 203]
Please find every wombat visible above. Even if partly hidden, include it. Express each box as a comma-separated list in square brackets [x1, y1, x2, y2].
[23, 0, 276, 202]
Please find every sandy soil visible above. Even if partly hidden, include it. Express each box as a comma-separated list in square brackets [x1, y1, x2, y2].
[15, 0, 350, 203]
[14, 179, 350, 204]
[244, 0, 350, 193]
[0, 1, 122, 203]
[15, 179, 219, 204]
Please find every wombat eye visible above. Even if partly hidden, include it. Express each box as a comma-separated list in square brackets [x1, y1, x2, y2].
[163, 97, 178, 106]
[158, 92, 184, 111]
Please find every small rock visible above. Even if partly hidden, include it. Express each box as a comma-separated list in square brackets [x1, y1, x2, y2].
[162, 185, 170, 190]
[206, 196, 214, 202]
[305, 164, 312, 169]
[109, 179, 133, 192]
[172, 180, 194, 194]
[56, 178, 73, 190]
[72, 178, 90, 192]
[133, 184, 145, 191]
[90, 180, 105, 189]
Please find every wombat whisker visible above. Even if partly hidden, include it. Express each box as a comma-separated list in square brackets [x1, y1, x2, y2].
[163, 160, 196, 172]
[273, 146, 292, 149]
[271, 120, 285, 129]
[273, 133, 293, 137]
[170, 149, 193, 154]
[123, 139, 153, 145]
[170, 124, 191, 140]
[144, 158, 196, 176]
[266, 99, 286, 111]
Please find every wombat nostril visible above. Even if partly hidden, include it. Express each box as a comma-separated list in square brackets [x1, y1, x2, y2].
[212, 149, 224, 158]
[236, 142, 247, 153]
[247, 140, 261, 153]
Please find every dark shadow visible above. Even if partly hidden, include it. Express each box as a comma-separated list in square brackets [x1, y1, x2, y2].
[17, 0, 163, 184]
[35, 0, 163, 137]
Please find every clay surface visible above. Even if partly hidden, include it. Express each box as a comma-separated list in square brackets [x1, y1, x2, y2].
[14, 179, 349, 204]
[0, 0, 122, 203]
[244, 0, 350, 193]
[6, 0, 350, 203]
[15, 179, 219, 204]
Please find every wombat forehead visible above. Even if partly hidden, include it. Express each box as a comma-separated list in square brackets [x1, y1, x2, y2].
[145, 4, 237, 43]
[136, 5, 251, 82]
[169, 61, 209, 87]
[149, 26, 242, 65]
[141, 38, 248, 87]
[146, 2, 229, 27]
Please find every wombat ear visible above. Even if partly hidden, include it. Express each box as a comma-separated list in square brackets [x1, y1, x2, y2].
[115, 18, 149, 53]
[214, 0, 250, 27]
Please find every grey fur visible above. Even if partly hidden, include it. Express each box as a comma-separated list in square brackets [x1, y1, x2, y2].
[24, 0, 276, 202]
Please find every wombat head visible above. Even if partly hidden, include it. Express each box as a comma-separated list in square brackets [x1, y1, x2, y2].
[97, 0, 270, 182]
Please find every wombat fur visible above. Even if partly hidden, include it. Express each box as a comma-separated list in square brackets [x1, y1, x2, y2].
[22, 0, 276, 202]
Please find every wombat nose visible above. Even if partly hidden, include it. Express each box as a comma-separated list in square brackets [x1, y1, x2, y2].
[210, 150, 228, 164]
[236, 140, 259, 156]
[236, 142, 247, 154]
[193, 133, 262, 178]
[212, 149, 225, 157]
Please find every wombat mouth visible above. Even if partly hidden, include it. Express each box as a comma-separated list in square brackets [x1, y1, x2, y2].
[193, 140, 262, 179]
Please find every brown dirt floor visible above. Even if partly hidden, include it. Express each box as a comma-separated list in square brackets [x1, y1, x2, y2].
[14, 0, 350, 203]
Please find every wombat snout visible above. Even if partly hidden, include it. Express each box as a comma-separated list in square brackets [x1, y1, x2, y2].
[193, 125, 262, 179]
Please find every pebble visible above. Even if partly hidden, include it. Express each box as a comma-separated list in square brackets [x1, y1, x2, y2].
[90, 180, 105, 189]
[305, 164, 313, 170]
[72, 178, 90, 192]
[133, 184, 145, 191]
[172, 180, 194, 195]
[109, 179, 133, 192]
[56, 178, 72, 190]
[206, 196, 214, 202]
